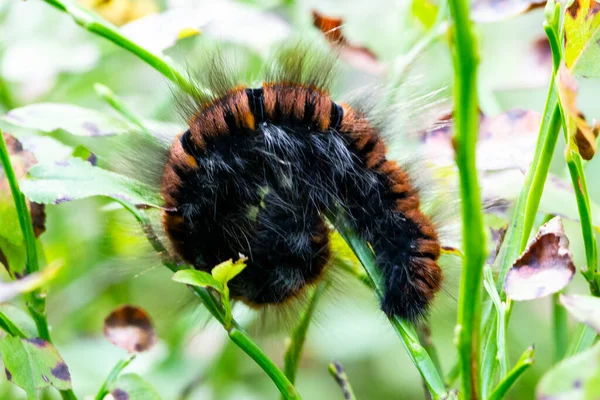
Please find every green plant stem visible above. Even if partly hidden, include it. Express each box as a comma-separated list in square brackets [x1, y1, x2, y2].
[0, 131, 52, 339]
[42, 0, 196, 96]
[283, 281, 329, 386]
[228, 327, 300, 400]
[94, 83, 152, 135]
[1, 131, 78, 399]
[494, 2, 563, 293]
[552, 293, 568, 363]
[94, 355, 136, 400]
[480, 5, 563, 393]
[123, 204, 300, 400]
[488, 346, 535, 400]
[335, 219, 447, 399]
[566, 151, 600, 292]
[328, 362, 357, 400]
[447, 0, 485, 396]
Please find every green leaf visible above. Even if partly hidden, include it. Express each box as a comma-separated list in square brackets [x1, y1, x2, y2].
[2, 103, 135, 137]
[0, 304, 38, 338]
[537, 342, 600, 399]
[564, 0, 600, 76]
[211, 257, 247, 285]
[110, 373, 162, 400]
[172, 269, 224, 292]
[19, 157, 163, 207]
[0, 336, 72, 399]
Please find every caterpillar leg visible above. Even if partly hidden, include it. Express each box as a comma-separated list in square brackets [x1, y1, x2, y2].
[228, 190, 330, 306]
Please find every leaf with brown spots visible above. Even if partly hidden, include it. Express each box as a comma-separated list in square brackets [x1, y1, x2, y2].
[0, 336, 72, 398]
[504, 217, 575, 301]
[109, 373, 161, 400]
[564, 0, 600, 76]
[312, 10, 385, 75]
[471, 0, 546, 22]
[556, 64, 600, 160]
[104, 305, 157, 353]
[536, 343, 600, 399]
[560, 294, 600, 333]
[0, 133, 46, 277]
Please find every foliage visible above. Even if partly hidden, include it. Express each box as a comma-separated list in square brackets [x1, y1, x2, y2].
[1, 0, 600, 399]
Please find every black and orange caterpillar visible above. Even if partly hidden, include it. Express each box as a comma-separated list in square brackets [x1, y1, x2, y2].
[158, 45, 443, 321]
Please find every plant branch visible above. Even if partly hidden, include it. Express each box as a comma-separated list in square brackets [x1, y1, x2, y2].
[123, 204, 301, 400]
[283, 280, 330, 387]
[447, 0, 485, 396]
[328, 362, 357, 400]
[42, 0, 196, 96]
[1, 131, 77, 398]
[94, 83, 152, 135]
[335, 219, 448, 399]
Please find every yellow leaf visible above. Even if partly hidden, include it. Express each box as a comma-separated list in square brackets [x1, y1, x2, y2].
[211, 257, 248, 285]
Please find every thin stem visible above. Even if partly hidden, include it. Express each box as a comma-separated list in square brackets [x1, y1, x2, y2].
[94, 84, 152, 135]
[335, 219, 447, 399]
[552, 293, 568, 363]
[447, 0, 484, 396]
[123, 204, 300, 399]
[94, 355, 136, 400]
[42, 0, 196, 96]
[328, 362, 357, 400]
[283, 281, 330, 386]
[488, 346, 534, 400]
[228, 327, 301, 400]
[481, 5, 563, 392]
[494, 3, 563, 294]
[565, 151, 600, 294]
[0, 130, 78, 400]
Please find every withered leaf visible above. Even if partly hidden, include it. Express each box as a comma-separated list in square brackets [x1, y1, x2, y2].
[556, 64, 599, 160]
[312, 10, 385, 75]
[103, 305, 157, 353]
[504, 217, 575, 301]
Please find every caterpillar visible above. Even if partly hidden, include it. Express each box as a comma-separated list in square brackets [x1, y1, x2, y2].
[159, 44, 443, 322]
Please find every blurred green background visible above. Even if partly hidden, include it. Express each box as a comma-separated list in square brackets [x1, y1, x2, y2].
[1, 0, 600, 399]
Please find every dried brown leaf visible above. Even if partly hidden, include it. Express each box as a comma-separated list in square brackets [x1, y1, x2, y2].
[312, 10, 386, 75]
[556, 64, 599, 160]
[103, 305, 157, 353]
[504, 217, 575, 301]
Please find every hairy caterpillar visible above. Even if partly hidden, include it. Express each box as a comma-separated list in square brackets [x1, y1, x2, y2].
[152, 43, 444, 322]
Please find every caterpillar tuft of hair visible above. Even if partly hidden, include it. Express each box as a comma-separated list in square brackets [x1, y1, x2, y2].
[158, 43, 443, 322]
